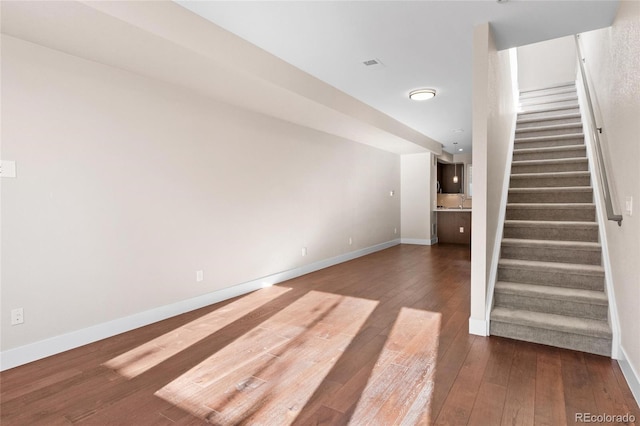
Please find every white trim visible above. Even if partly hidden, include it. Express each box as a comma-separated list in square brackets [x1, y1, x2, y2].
[575, 67, 621, 360]
[0, 238, 400, 371]
[400, 238, 435, 246]
[469, 317, 489, 336]
[618, 346, 640, 407]
[485, 47, 520, 329]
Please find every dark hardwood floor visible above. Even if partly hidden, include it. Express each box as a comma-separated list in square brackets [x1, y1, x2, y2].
[1, 244, 638, 425]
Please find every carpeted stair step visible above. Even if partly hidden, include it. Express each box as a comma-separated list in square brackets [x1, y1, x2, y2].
[508, 187, 593, 204]
[518, 104, 580, 119]
[498, 258, 604, 291]
[506, 203, 595, 222]
[490, 307, 611, 356]
[519, 94, 579, 109]
[503, 220, 599, 242]
[513, 145, 587, 161]
[519, 82, 576, 99]
[511, 158, 588, 174]
[516, 112, 582, 129]
[509, 171, 591, 188]
[514, 133, 584, 149]
[494, 281, 608, 320]
[515, 122, 583, 139]
[501, 238, 602, 265]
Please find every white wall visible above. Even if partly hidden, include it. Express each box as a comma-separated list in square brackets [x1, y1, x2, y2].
[470, 23, 490, 335]
[0, 36, 401, 352]
[470, 23, 517, 336]
[401, 153, 433, 244]
[579, 0, 640, 400]
[517, 35, 577, 91]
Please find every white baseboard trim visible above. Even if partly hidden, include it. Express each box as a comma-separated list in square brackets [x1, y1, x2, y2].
[400, 238, 435, 246]
[469, 317, 489, 336]
[619, 346, 640, 407]
[0, 238, 401, 371]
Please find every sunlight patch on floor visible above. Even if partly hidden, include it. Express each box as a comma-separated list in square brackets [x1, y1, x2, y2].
[155, 291, 378, 424]
[348, 307, 441, 425]
[103, 286, 291, 378]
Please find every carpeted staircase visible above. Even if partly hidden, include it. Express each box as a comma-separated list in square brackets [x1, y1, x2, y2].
[490, 82, 612, 357]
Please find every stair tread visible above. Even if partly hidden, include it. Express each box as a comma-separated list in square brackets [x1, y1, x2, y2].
[495, 281, 608, 304]
[520, 82, 576, 95]
[519, 104, 579, 115]
[514, 145, 586, 154]
[501, 238, 601, 250]
[504, 220, 598, 228]
[506, 203, 594, 209]
[512, 157, 588, 165]
[517, 112, 581, 124]
[510, 171, 590, 178]
[499, 258, 604, 274]
[515, 132, 584, 142]
[515, 123, 583, 133]
[509, 186, 592, 193]
[491, 307, 611, 338]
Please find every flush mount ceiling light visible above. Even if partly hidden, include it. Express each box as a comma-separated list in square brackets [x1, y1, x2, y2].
[409, 88, 436, 101]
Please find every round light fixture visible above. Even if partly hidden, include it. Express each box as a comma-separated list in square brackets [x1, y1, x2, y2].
[409, 89, 436, 101]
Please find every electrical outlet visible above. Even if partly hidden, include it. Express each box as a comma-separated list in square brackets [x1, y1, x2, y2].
[11, 308, 24, 325]
[301, 247, 307, 257]
[459, 227, 465, 233]
[348, 237, 353, 245]
[389, 190, 395, 197]
[394, 227, 397, 235]
[0, 160, 17, 178]
[196, 270, 204, 282]
[625, 196, 633, 216]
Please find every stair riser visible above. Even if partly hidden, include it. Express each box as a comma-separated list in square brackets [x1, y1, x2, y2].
[510, 175, 591, 188]
[513, 148, 586, 161]
[500, 245, 602, 266]
[494, 293, 608, 320]
[490, 322, 611, 357]
[508, 191, 593, 204]
[503, 225, 598, 242]
[498, 267, 604, 291]
[518, 107, 580, 121]
[520, 100, 580, 113]
[520, 85, 576, 99]
[511, 161, 588, 174]
[520, 95, 578, 107]
[516, 127, 583, 138]
[506, 207, 595, 222]
[517, 117, 582, 129]
[514, 138, 584, 150]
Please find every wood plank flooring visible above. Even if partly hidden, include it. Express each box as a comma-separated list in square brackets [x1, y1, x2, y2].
[1, 244, 638, 425]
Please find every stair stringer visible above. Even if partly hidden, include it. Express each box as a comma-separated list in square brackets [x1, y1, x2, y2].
[575, 67, 621, 359]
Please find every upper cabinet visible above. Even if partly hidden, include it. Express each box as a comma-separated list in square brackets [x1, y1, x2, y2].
[437, 162, 464, 194]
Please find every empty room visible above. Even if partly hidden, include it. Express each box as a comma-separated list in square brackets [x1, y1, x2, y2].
[1, 1, 639, 425]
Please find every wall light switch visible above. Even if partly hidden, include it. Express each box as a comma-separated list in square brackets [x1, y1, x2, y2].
[196, 270, 204, 282]
[1, 161, 17, 178]
[301, 247, 307, 257]
[348, 237, 353, 245]
[389, 190, 395, 197]
[625, 196, 633, 216]
[459, 227, 465, 233]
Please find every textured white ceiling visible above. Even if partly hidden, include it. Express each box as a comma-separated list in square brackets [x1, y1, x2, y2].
[176, 1, 619, 154]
